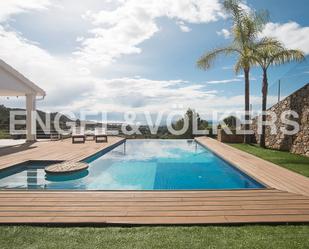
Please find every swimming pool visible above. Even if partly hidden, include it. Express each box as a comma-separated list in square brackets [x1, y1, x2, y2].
[0, 139, 264, 190]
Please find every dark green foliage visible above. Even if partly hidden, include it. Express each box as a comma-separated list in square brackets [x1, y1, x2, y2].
[222, 116, 240, 129]
[0, 105, 73, 137]
[172, 108, 209, 139]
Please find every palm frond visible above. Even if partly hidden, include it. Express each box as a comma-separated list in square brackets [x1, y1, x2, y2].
[197, 47, 239, 70]
[223, 0, 244, 19]
[252, 9, 269, 32]
[224, 0, 247, 45]
[234, 58, 243, 74]
[252, 39, 305, 69]
[270, 49, 305, 66]
[234, 51, 255, 73]
[254, 37, 283, 49]
[224, 1, 267, 45]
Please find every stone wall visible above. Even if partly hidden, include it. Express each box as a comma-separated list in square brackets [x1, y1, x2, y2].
[251, 83, 309, 157]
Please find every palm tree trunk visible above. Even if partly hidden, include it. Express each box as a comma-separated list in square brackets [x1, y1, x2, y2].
[260, 68, 268, 148]
[244, 68, 250, 144]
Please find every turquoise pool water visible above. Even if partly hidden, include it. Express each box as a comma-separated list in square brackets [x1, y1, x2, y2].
[0, 140, 264, 190]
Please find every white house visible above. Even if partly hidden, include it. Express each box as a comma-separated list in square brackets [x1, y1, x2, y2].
[0, 59, 46, 141]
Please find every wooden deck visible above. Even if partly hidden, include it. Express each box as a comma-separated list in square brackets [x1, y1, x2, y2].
[0, 137, 309, 225]
[0, 189, 309, 224]
[196, 137, 309, 197]
[0, 136, 125, 170]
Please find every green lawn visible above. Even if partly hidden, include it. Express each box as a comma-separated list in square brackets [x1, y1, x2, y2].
[229, 143, 309, 177]
[0, 130, 10, 139]
[0, 225, 309, 249]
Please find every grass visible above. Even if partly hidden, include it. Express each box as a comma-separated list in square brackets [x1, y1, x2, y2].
[1, 143, 308, 248]
[0, 225, 309, 249]
[0, 130, 10, 139]
[229, 143, 309, 177]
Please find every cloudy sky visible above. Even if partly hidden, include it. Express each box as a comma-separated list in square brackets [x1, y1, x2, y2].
[0, 0, 309, 122]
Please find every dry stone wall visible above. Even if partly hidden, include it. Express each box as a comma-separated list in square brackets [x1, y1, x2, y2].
[251, 83, 309, 157]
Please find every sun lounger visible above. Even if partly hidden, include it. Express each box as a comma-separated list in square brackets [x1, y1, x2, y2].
[72, 127, 85, 143]
[95, 127, 108, 143]
[85, 130, 95, 141]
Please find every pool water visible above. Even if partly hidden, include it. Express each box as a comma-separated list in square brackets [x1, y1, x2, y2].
[0, 140, 264, 190]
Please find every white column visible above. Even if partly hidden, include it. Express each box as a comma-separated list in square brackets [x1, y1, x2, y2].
[26, 93, 36, 142]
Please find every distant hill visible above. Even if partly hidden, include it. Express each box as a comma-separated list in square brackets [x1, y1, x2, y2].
[0, 105, 73, 134]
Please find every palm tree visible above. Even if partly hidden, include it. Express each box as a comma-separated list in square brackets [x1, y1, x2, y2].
[252, 44, 305, 148]
[197, 0, 269, 143]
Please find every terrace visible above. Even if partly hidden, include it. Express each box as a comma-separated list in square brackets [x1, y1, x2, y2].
[1, 1, 309, 247]
[0, 137, 308, 225]
[0, 137, 125, 171]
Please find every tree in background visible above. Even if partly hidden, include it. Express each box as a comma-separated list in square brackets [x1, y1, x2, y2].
[223, 115, 241, 129]
[252, 44, 305, 148]
[197, 0, 272, 144]
[173, 109, 209, 139]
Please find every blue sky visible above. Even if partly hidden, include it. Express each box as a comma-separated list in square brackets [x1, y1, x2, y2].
[0, 0, 309, 122]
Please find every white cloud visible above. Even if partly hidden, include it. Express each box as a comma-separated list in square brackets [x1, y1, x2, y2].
[75, 0, 226, 67]
[180, 25, 191, 32]
[0, 25, 254, 117]
[237, 74, 257, 81]
[0, 25, 97, 110]
[207, 78, 242, 84]
[72, 77, 218, 114]
[0, 0, 268, 121]
[216, 28, 230, 39]
[0, 0, 51, 22]
[0, 24, 219, 115]
[262, 22, 309, 54]
[0, 0, 231, 117]
[176, 21, 191, 32]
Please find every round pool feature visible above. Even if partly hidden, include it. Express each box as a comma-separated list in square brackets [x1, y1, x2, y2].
[45, 161, 89, 174]
[45, 170, 89, 182]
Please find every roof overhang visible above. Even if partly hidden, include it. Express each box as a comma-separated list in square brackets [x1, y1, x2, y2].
[0, 59, 46, 97]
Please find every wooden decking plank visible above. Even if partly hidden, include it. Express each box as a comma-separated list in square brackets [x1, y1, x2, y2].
[0, 216, 228, 224]
[1, 209, 309, 218]
[0, 192, 301, 200]
[0, 189, 309, 224]
[2, 200, 309, 207]
[1, 195, 308, 203]
[195, 137, 309, 196]
[0, 136, 125, 170]
[1, 215, 309, 224]
[225, 215, 309, 223]
[0, 189, 287, 198]
[0, 205, 244, 212]
[1, 204, 309, 212]
[0, 189, 281, 194]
